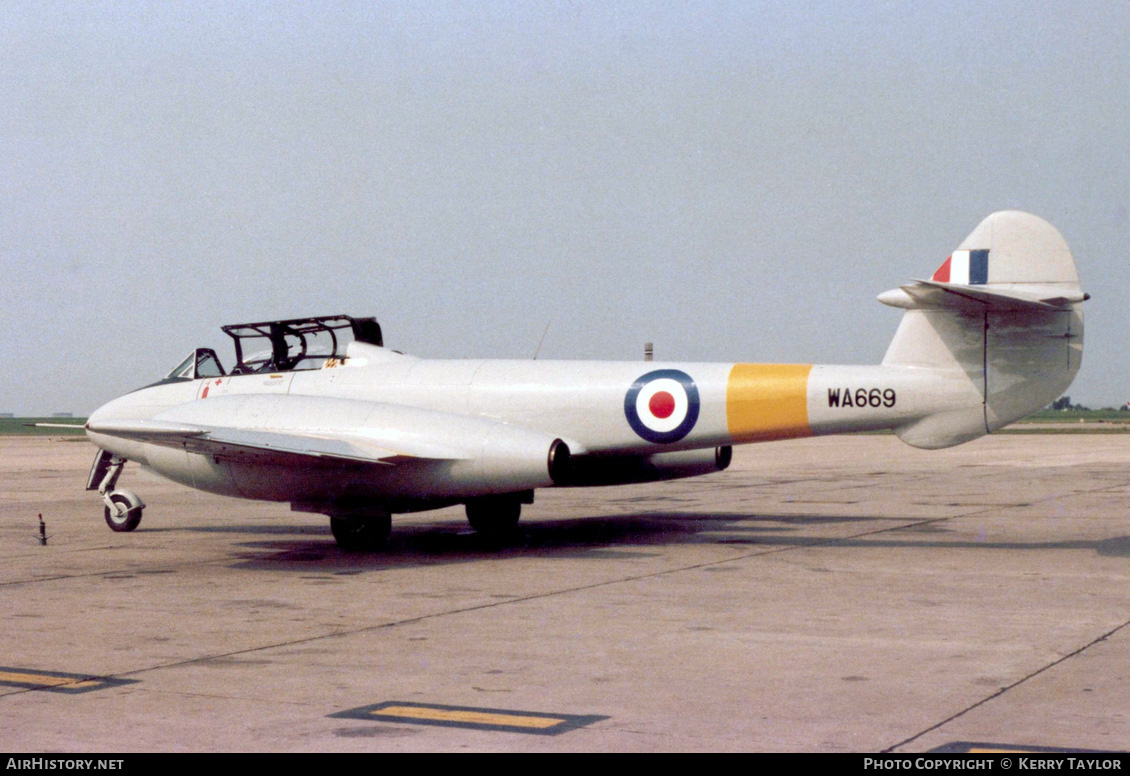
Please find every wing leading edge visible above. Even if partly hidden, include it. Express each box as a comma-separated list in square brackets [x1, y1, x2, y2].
[84, 418, 425, 467]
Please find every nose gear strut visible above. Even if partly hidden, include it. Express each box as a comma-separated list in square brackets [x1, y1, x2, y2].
[87, 449, 145, 532]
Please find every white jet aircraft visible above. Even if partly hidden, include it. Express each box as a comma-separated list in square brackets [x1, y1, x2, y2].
[85, 211, 1086, 550]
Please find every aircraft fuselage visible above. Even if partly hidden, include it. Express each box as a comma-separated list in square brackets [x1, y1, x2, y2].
[86, 353, 979, 507]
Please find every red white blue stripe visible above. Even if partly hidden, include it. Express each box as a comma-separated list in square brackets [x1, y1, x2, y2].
[932, 249, 989, 285]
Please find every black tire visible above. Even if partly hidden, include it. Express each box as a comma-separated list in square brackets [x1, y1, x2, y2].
[330, 514, 391, 551]
[465, 496, 522, 537]
[104, 493, 143, 532]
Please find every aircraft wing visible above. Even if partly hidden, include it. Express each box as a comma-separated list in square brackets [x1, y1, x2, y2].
[85, 418, 460, 467]
[87, 394, 571, 499]
[85, 393, 572, 487]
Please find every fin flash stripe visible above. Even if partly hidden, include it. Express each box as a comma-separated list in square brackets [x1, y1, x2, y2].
[933, 249, 990, 285]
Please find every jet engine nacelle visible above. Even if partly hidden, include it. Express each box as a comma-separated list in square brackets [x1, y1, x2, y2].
[559, 445, 732, 487]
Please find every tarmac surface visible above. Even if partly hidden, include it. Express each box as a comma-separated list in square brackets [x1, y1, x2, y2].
[1, 434, 1129, 752]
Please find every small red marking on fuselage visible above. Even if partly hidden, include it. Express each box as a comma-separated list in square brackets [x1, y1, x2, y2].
[649, 391, 676, 419]
[932, 255, 952, 282]
[202, 386, 210, 398]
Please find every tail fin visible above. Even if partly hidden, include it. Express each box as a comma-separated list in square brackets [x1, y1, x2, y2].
[878, 211, 1085, 449]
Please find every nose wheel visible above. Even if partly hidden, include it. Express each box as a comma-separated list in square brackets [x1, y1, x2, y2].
[88, 450, 145, 532]
[104, 490, 144, 532]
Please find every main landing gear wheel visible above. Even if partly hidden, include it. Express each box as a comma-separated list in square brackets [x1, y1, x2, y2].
[103, 490, 144, 532]
[330, 514, 391, 551]
[465, 496, 522, 538]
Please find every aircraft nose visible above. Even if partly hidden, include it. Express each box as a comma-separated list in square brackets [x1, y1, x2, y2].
[85, 400, 112, 436]
[86, 395, 121, 425]
[84, 389, 152, 429]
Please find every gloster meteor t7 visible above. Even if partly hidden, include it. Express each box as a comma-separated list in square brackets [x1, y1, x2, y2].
[85, 212, 1086, 549]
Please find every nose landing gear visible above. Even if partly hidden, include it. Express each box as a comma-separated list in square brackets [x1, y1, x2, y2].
[87, 449, 145, 532]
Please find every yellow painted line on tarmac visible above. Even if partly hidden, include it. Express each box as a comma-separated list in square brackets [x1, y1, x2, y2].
[930, 741, 1120, 754]
[967, 747, 1034, 753]
[331, 701, 608, 735]
[0, 666, 137, 694]
[378, 704, 563, 729]
[0, 671, 100, 690]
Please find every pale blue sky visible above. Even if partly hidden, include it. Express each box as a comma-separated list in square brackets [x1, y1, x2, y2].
[2, 1, 1127, 413]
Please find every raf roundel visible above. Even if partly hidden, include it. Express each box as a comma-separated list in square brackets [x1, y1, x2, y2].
[624, 369, 701, 444]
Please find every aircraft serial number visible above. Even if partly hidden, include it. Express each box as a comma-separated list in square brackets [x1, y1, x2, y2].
[827, 388, 896, 408]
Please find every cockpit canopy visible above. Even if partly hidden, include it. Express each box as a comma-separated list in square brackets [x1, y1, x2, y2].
[167, 349, 225, 380]
[223, 315, 382, 374]
[164, 315, 383, 380]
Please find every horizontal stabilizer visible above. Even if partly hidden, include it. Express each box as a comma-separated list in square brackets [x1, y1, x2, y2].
[877, 280, 1087, 311]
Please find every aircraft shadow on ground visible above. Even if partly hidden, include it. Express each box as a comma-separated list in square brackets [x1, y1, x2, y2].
[216, 511, 859, 570]
[186, 510, 1130, 571]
